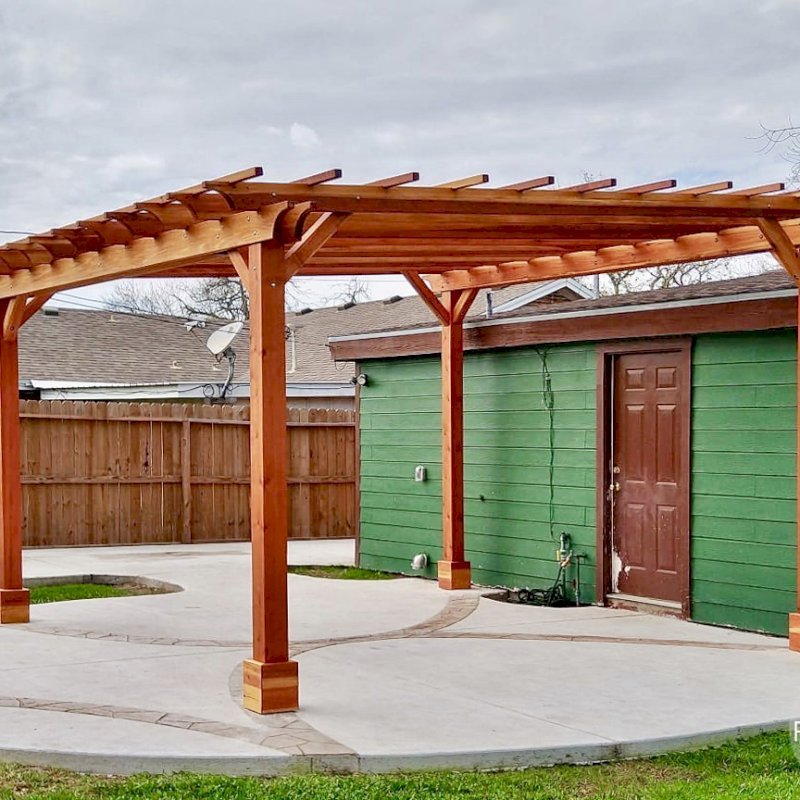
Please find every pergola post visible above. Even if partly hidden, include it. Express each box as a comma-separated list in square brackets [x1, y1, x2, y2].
[438, 289, 477, 590]
[792, 289, 800, 651]
[0, 301, 27, 624]
[242, 241, 298, 713]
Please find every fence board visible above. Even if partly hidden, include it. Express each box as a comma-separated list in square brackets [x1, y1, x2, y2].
[19, 401, 356, 547]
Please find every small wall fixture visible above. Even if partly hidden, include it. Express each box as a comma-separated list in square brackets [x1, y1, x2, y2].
[414, 465, 427, 482]
[352, 373, 368, 386]
[411, 553, 428, 570]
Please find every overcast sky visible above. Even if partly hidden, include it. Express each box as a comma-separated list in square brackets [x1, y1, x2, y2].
[1, 0, 798, 309]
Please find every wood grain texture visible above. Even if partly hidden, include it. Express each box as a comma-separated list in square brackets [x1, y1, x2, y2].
[248, 241, 290, 665]
[0, 315, 22, 594]
[439, 292, 471, 588]
[17, 400, 355, 547]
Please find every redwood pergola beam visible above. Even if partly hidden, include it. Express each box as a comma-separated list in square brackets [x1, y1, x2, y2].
[291, 168, 342, 186]
[403, 272, 449, 325]
[240, 240, 298, 714]
[0, 300, 27, 622]
[562, 178, 617, 192]
[438, 289, 478, 589]
[368, 172, 420, 188]
[436, 174, 490, 189]
[0, 205, 288, 299]
[498, 176, 555, 191]
[427, 220, 800, 292]
[613, 179, 677, 194]
[228, 250, 251, 288]
[758, 218, 800, 278]
[284, 212, 350, 273]
[211, 181, 800, 217]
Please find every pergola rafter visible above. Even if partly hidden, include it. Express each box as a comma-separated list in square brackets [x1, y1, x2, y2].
[1, 169, 797, 293]
[1, 165, 800, 715]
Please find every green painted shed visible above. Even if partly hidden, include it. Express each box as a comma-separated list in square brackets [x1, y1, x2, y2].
[330, 271, 798, 637]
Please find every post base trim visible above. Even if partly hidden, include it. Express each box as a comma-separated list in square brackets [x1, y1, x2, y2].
[438, 560, 472, 590]
[0, 588, 29, 624]
[242, 658, 299, 714]
[789, 613, 800, 652]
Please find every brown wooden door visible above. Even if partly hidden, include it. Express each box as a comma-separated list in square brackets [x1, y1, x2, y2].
[611, 349, 689, 604]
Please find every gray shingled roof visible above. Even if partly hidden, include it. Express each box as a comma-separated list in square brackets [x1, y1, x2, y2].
[18, 281, 585, 386]
[331, 270, 796, 340]
[19, 310, 236, 386]
[488, 269, 795, 321]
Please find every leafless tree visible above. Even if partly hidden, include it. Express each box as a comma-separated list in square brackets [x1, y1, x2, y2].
[103, 279, 185, 316]
[755, 119, 800, 186]
[181, 278, 249, 320]
[105, 277, 310, 320]
[326, 276, 371, 305]
[600, 256, 774, 296]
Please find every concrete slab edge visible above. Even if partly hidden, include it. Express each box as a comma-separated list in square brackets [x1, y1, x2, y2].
[0, 718, 791, 776]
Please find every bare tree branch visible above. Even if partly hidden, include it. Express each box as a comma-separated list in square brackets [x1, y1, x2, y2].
[325, 277, 371, 306]
[103, 280, 186, 316]
[600, 256, 775, 296]
[755, 119, 800, 186]
[104, 277, 311, 319]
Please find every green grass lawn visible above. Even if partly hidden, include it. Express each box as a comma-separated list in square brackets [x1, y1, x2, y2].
[27, 568, 393, 602]
[288, 565, 397, 580]
[29, 583, 136, 604]
[0, 732, 797, 799]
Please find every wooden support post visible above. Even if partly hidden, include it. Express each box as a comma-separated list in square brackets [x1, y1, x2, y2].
[180, 416, 192, 545]
[242, 241, 298, 713]
[438, 289, 475, 590]
[0, 301, 27, 623]
[791, 289, 800, 651]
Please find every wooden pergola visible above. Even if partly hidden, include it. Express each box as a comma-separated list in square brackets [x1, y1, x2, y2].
[1, 166, 799, 713]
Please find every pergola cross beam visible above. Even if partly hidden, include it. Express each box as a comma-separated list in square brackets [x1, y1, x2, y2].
[0, 205, 288, 300]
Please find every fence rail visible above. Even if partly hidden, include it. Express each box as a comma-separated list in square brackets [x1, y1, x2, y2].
[19, 400, 356, 547]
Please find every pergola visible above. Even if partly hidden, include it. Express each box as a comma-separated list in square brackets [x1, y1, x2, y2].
[0, 166, 799, 714]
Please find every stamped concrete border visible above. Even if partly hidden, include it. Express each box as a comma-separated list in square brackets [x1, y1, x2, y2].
[0, 719, 789, 776]
[0, 696, 353, 757]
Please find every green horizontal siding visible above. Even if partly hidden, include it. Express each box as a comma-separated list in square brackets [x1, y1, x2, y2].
[359, 328, 798, 637]
[359, 345, 597, 597]
[691, 329, 797, 636]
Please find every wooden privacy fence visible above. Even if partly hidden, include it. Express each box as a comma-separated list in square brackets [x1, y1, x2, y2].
[19, 401, 356, 547]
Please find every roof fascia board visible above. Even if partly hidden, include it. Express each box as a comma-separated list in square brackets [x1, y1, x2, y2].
[329, 286, 798, 347]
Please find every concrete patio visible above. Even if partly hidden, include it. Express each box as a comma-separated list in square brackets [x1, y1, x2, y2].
[0, 539, 797, 775]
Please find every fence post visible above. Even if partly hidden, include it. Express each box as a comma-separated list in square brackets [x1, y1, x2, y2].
[181, 415, 192, 544]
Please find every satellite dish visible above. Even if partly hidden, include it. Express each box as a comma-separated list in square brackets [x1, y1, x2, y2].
[205, 321, 243, 356]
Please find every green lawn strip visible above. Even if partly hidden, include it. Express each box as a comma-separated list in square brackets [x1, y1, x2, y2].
[289, 565, 398, 580]
[29, 584, 135, 605]
[0, 732, 798, 799]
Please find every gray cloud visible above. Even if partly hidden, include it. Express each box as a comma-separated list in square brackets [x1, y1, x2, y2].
[0, 0, 797, 300]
